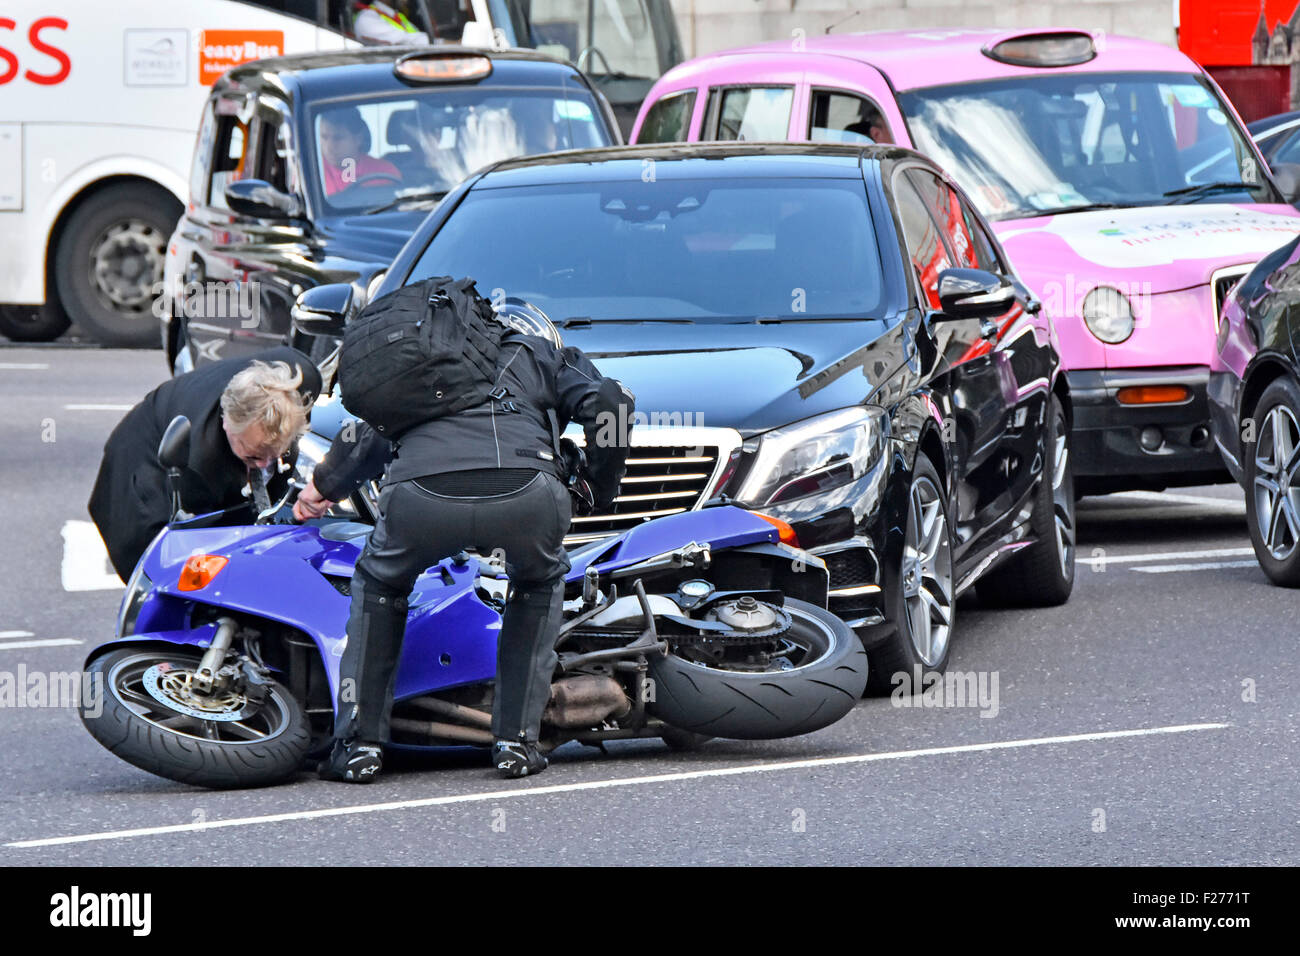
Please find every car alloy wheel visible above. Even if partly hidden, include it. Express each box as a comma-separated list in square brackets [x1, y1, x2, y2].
[901, 473, 954, 667]
[1253, 402, 1300, 561]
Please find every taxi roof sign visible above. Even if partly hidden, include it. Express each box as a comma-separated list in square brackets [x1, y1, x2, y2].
[395, 52, 493, 83]
[982, 31, 1097, 68]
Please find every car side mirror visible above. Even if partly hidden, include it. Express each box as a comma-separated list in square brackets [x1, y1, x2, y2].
[158, 415, 191, 472]
[936, 268, 1015, 319]
[1271, 162, 1300, 204]
[292, 283, 354, 336]
[224, 179, 302, 220]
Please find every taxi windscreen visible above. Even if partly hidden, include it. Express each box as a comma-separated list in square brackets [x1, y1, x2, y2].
[307, 88, 610, 213]
[407, 177, 889, 322]
[900, 71, 1281, 221]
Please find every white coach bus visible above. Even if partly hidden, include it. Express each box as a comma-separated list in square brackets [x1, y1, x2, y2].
[0, 0, 680, 347]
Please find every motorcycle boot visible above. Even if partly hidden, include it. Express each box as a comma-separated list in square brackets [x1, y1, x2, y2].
[491, 576, 564, 746]
[317, 738, 384, 783]
[334, 568, 409, 745]
[492, 739, 548, 778]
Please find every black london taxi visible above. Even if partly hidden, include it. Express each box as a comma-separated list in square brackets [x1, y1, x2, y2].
[161, 45, 620, 371]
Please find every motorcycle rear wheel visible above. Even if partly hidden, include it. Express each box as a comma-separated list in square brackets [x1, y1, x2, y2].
[647, 598, 868, 740]
[81, 648, 310, 789]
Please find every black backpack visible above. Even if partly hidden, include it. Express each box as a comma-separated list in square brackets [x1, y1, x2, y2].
[339, 276, 505, 438]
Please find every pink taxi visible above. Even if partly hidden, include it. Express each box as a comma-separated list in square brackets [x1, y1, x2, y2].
[632, 28, 1300, 491]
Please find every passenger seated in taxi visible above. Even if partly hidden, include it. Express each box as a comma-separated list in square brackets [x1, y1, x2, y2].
[846, 107, 892, 145]
[319, 107, 402, 196]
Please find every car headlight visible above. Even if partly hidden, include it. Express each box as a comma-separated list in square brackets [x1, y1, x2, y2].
[116, 566, 153, 637]
[1082, 286, 1135, 344]
[733, 407, 887, 507]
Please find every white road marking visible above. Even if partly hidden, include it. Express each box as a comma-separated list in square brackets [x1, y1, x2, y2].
[1078, 547, 1254, 566]
[6, 722, 1229, 849]
[0, 631, 34, 639]
[64, 404, 131, 411]
[1135, 560, 1259, 574]
[0, 639, 83, 651]
[0, 362, 49, 370]
[1103, 490, 1245, 511]
[60, 521, 123, 592]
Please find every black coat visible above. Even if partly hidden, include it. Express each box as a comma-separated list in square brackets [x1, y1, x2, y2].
[312, 332, 633, 504]
[88, 347, 321, 581]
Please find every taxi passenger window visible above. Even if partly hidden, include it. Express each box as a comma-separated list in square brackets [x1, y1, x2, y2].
[638, 90, 696, 144]
[709, 87, 793, 142]
[893, 172, 955, 310]
[810, 90, 893, 144]
[208, 99, 250, 210]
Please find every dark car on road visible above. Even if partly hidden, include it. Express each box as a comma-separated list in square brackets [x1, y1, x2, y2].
[300, 143, 1076, 686]
[1210, 234, 1300, 585]
[162, 45, 619, 372]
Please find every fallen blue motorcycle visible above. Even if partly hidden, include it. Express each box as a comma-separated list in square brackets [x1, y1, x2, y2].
[80, 417, 868, 789]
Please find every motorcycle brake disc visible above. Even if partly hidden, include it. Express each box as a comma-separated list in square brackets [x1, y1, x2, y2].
[141, 663, 256, 722]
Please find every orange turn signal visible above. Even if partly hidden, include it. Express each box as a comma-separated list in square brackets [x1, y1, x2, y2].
[754, 513, 799, 547]
[177, 555, 228, 592]
[1116, 385, 1190, 405]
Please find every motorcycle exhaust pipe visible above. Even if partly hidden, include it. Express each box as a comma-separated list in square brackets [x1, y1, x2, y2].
[407, 696, 493, 729]
[390, 717, 494, 745]
[544, 675, 631, 729]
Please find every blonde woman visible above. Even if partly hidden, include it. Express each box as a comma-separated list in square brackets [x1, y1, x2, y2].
[89, 348, 321, 581]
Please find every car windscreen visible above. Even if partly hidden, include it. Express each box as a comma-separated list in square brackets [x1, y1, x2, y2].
[306, 87, 610, 213]
[407, 177, 888, 321]
[899, 71, 1280, 221]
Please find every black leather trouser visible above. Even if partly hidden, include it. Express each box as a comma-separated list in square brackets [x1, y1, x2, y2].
[334, 470, 571, 745]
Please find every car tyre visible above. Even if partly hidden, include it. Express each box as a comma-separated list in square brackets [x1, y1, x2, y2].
[1245, 377, 1300, 586]
[865, 451, 955, 695]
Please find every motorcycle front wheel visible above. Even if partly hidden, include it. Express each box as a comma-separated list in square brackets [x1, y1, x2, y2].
[647, 598, 868, 740]
[81, 648, 310, 789]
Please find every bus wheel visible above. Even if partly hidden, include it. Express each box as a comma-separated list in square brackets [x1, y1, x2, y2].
[55, 184, 182, 349]
[0, 303, 71, 342]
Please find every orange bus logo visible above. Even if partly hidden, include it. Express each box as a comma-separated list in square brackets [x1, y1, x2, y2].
[198, 30, 283, 85]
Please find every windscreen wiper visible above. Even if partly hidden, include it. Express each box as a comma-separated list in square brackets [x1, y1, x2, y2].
[1029, 201, 1123, 217]
[1162, 181, 1255, 202]
[361, 190, 448, 216]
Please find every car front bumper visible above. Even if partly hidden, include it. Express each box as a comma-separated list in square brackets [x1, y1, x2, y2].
[1068, 366, 1231, 491]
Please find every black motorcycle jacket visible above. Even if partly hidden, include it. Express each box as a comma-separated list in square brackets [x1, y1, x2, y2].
[312, 331, 634, 505]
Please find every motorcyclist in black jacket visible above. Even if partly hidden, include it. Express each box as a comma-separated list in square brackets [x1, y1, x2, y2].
[298, 304, 633, 781]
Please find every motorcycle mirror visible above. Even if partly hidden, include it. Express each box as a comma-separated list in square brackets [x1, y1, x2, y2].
[158, 416, 192, 472]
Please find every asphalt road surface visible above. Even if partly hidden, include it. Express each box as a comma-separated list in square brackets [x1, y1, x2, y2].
[0, 345, 1294, 866]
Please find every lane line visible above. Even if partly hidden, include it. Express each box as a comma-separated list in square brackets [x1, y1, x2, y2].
[6, 722, 1230, 849]
[63, 404, 131, 411]
[1101, 490, 1245, 510]
[0, 362, 49, 370]
[1078, 547, 1253, 566]
[0, 639, 83, 651]
[1135, 560, 1258, 573]
[0, 631, 34, 639]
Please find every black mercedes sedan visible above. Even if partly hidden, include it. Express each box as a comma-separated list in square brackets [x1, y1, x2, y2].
[161, 45, 619, 373]
[1210, 235, 1300, 585]
[300, 143, 1076, 688]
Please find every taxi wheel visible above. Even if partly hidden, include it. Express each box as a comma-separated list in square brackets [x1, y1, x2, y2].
[55, 184, 182, 349]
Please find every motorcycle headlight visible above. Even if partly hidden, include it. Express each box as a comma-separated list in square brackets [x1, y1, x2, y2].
[116, 566, 153, 637]
[1082, 286, 1135, 344]
[733, 407, 887, 507]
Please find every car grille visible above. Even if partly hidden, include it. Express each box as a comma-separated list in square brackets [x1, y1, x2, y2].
[1211, 264, 1253, 328]
[564, 426, 742, 546]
